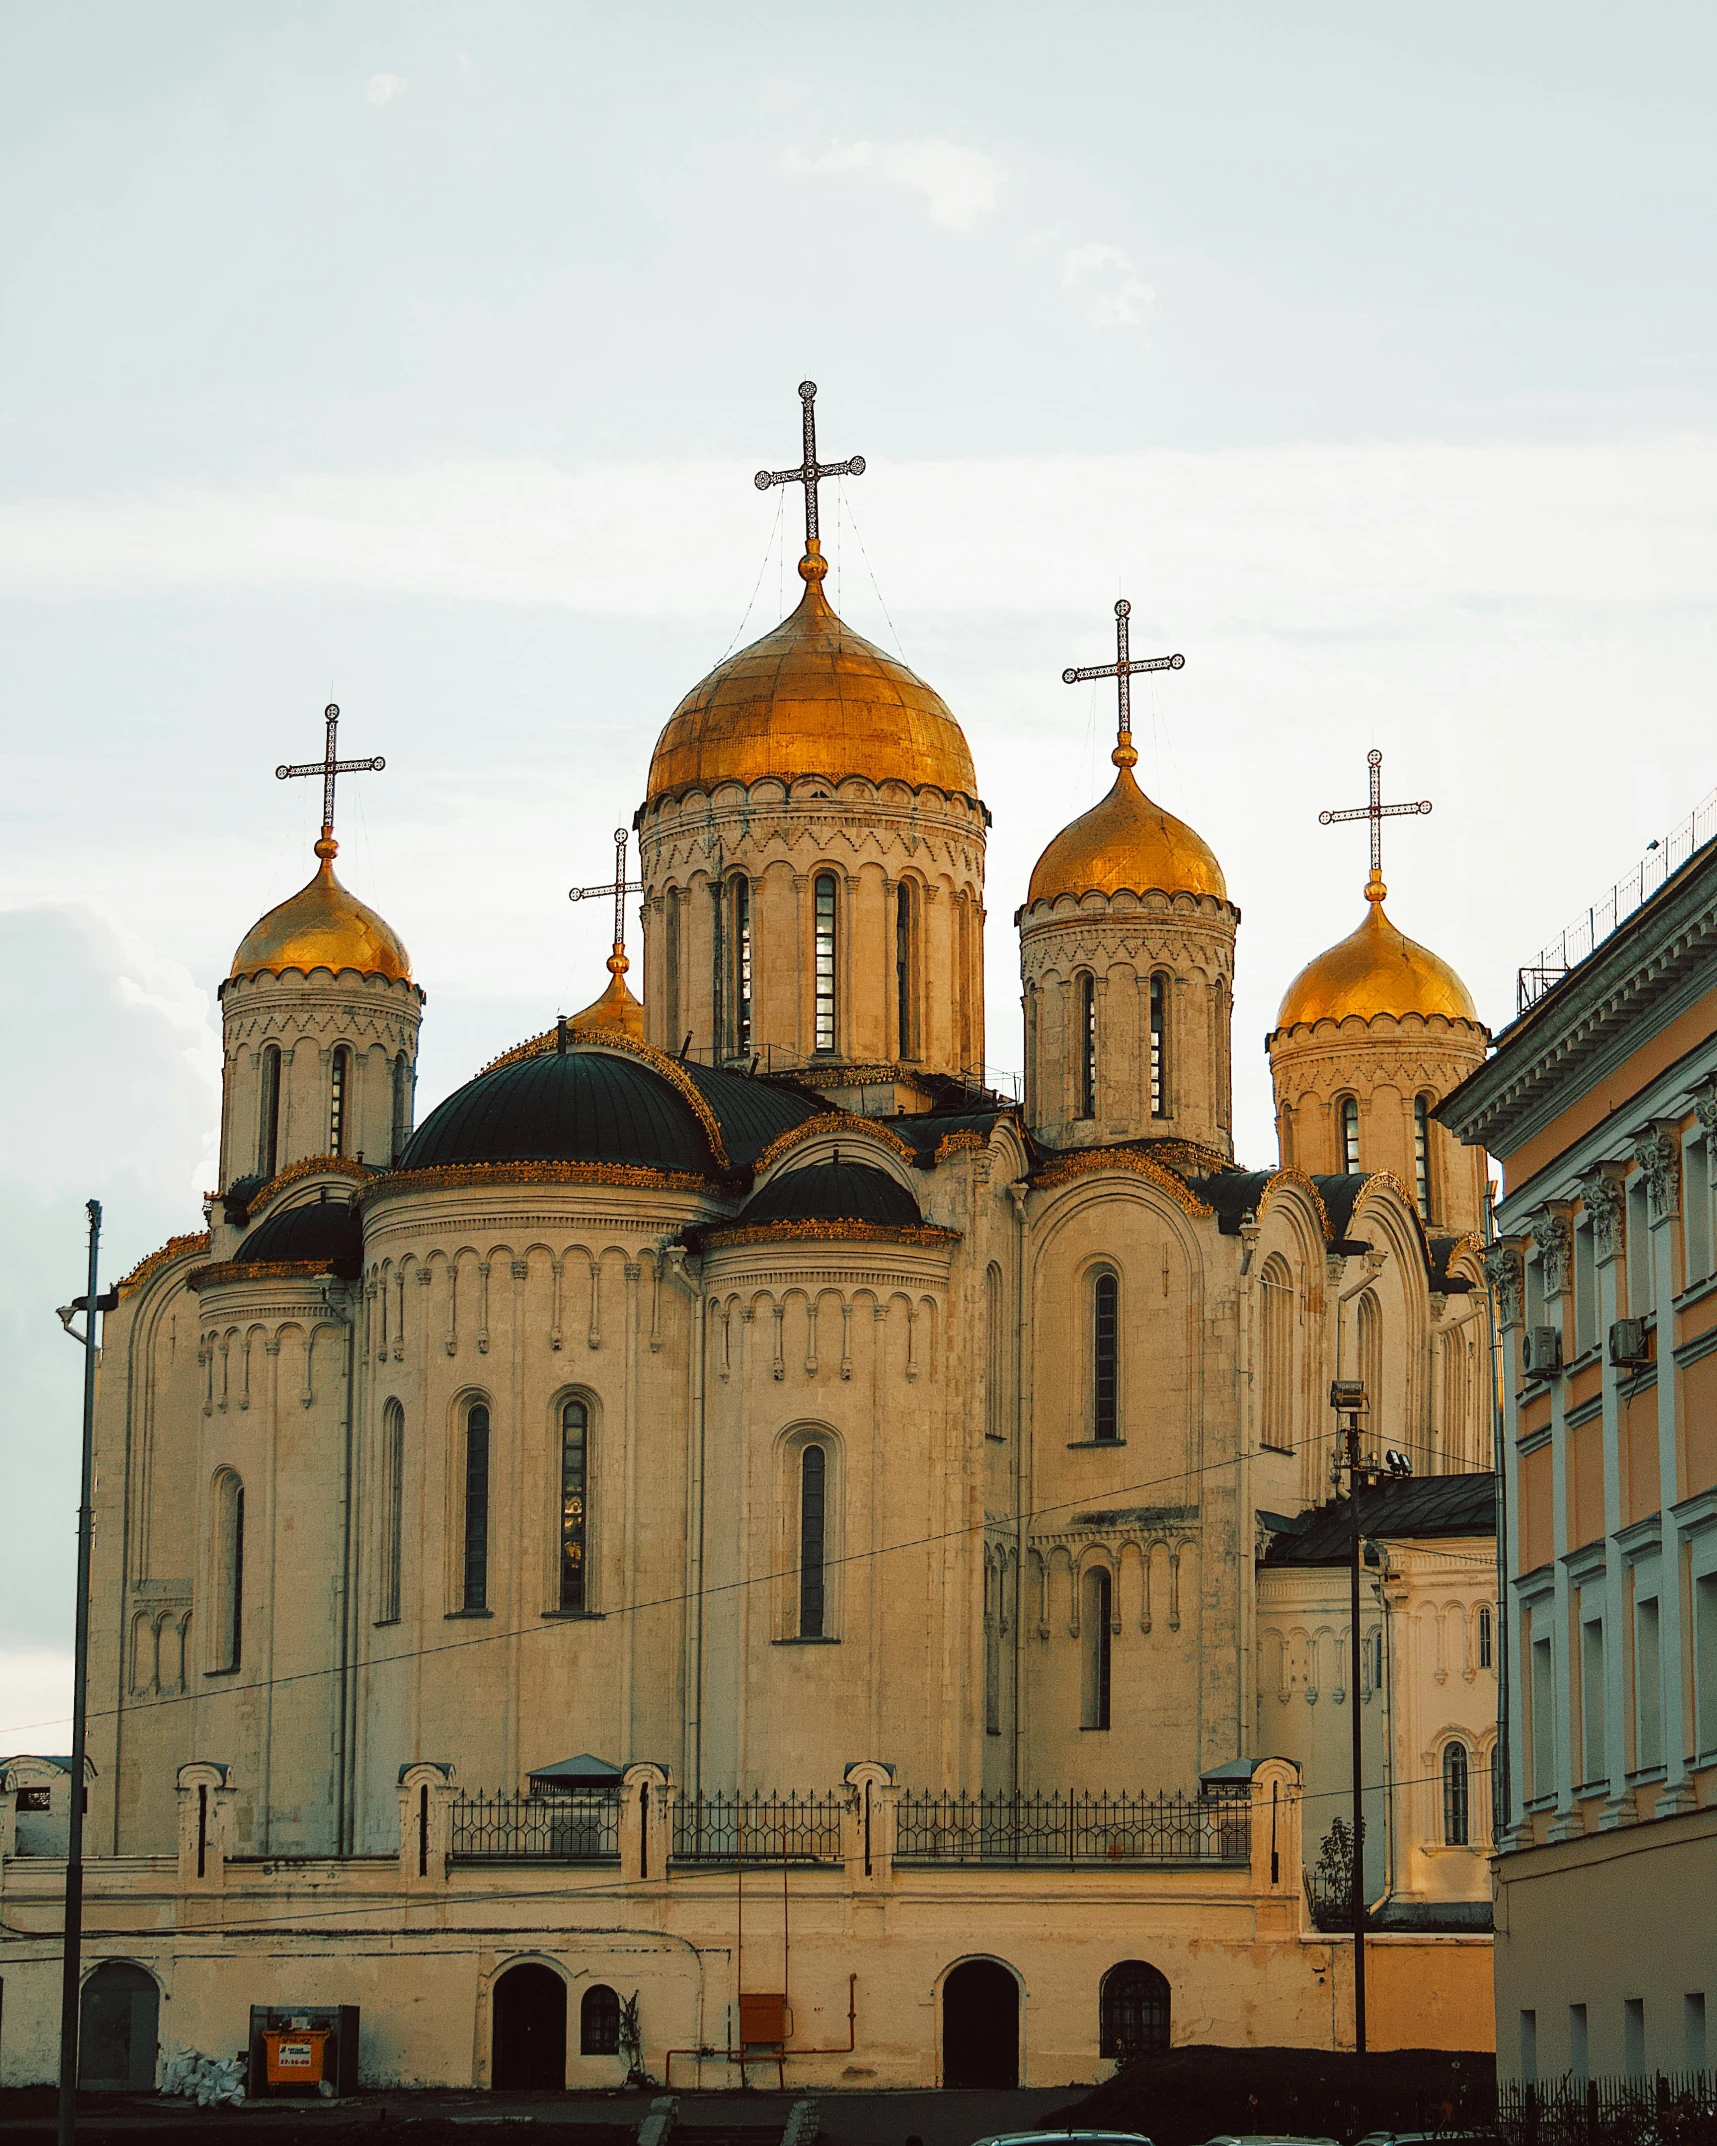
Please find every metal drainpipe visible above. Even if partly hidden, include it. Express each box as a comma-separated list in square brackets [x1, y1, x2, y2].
[1483, 1181, 1511, 1846]
[668, 1248, 706, 1797]
[1369, 1544, 1396, 1919]
[334, 1280, 357, 1857]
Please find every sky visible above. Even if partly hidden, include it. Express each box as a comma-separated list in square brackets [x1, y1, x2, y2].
[2, 0, 1714, 1745]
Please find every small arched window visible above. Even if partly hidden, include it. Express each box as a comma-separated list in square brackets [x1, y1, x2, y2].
[329, 1045, 352, 1156]
[378, 1400, 404, 1623]
[581, 1982, 621, 2056]
[1149, 973, 1168, 1118]
[1442, 1741, 1470, 1846]
[212, 1471, 245, 1671]
[1100, 1959, 1170, 2060]
[560, 1399, 589, 1613]
[462, 1403, 490, 1612]
[1094, 1270, 1116, 1442]
[1077, 971, 1097, 1119]
[1340, 1094, 1361, 1172]
[390, 1052, 412, 1166]
[1356, 1290, 1381, 1423]
[1366, 1625, 1385, 1694]
[984, 1263, 1006, 1440]
[1082, 1565, 1113, 1729]
[732, 874, 752, 1057]
[1414, 1095, 1433, 1221]
[799, 1443, 828, 1637]
[258, 1044, 282, 1179]
[663, 889, 682, 1047]
[896, 879, 916, 1059]
[1092, 1270, 1119, 1441]
[813, 874, 838, 1054]
[1477, 1604, 1494, 1670]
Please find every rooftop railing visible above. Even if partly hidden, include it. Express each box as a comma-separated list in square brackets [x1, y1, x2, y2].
[892, 1787, 1248, 1867]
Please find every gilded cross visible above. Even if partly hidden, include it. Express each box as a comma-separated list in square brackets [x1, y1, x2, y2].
[1318, 749, 1431, 894]
[569, 828, 643, 957]
[1062, 599, 1185, 767]
[276, 702, 386, 844]
[754, 380, 865, 549]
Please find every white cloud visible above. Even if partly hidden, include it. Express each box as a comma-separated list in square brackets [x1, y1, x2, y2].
[1062, 241, 1154, 326]
[365, 72, 406, 108]
[0, 1648, 72, 1751]
[783, 138, 1003, 233]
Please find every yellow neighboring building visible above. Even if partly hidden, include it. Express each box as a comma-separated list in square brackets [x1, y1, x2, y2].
[2, 401, 1499, 2091]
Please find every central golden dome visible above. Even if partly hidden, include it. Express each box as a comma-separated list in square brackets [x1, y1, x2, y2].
[646, 546, 977, 805]
[1274, 877, 1477, 1030]
[230, 837, 411, 983]
[1028, 763, 1227, 907]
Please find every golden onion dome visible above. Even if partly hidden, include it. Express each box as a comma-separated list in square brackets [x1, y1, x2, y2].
[1027, 761, 1226, 908]
[1275, 875, 1478, 1031]
[567, 947, 645, 1042]
[230, 836, 411, 983]
[646, 543, 977, 805]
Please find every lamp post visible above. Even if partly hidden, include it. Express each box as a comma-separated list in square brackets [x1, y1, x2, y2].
[1330, 1377, 1378, 2055]
[54, 1201, 112, 2146]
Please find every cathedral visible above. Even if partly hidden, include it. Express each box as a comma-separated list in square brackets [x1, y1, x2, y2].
[3, 389, 1500, 2091]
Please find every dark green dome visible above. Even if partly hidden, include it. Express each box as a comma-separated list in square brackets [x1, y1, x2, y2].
[238, 1198, 363, 1277]
[399, 1045, 822, 1176]
[738, 1157, 921, 1229]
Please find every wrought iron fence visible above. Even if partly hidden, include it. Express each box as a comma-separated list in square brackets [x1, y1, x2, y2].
[893, 1787, 1248, 1866]
[1496, 2073, 1715, 2146]
[671, 1789, 844, 1864]
[450, 1790, 620, 1861]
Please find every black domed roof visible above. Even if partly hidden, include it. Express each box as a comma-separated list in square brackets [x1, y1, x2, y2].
[237, 1198, 363, 1277]
[738, 1157, 921, 1229]
[399, 1044, 822, 1177]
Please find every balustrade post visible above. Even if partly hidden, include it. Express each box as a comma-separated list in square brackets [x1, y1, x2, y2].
[622, 1762, 671, 1882]
[397, 1761, 456, 1886]
[175, 1761, 236, 1892]
[842, 1762, 896, 1888]
[1249, 1757, 1301, 1902]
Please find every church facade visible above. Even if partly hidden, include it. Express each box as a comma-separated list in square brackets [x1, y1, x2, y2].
[2, 395, 1499, 2089]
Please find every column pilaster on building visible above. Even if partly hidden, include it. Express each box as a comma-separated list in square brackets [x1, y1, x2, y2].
[842, 1761, 897, 1889]
[397, 1761, 456, 1886]
[621, 1762, 673, 1883]
[176, 1761, 237, 1889]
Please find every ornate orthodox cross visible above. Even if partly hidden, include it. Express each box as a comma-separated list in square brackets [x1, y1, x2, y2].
[754, 380, 865, 549]
[1318, 748, 1432, 893]
[1062, 599, 1184, 766]
[569, 828, 643, 955]
[276, 702, 386, 843]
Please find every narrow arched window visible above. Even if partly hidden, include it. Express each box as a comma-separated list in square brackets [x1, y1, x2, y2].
[329, 1045, 352, 1156]
[1093, 1270, 1119, 1441]
[390, 1053, 412, 1166]
[1478, 1604, 1493, 1670]
[1077, 972, 1097, 1119]
[581, 1983, 621, 2056]
[1149, 973, 1168, 1118]
[1340, 1094, 1361, 1172]
[799, 1443, 827, 1637]
[1366, 1625, 1384, 1694]
[1082, 1565, 1112, 1729]
[1100, 1960, 1170, 2060]
[984, 1263, 1005, 1439]
[1442, 1741, 1470, 1845]
[1414, 1095, 1432, 1221]
[1259, 1255, 1294, 1452]
[462, 1403, 490, 1612]
[560, 1399, 589, 1613]
[664, 889, 682, 1048]
[258, 1044, 282, 1179]
[813, 874, 838, 1054]
[895, 879, 915, 1060]
[1356, 1290, 1381, 1423]
[732, 874, 752, 1057]
[378, 1400, 404, 1623]
[213, 1471, 245, 1671]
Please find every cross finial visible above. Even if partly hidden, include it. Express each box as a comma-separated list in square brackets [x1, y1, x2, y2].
[1318, 748, 1432, 902]
[275, 702, 386, 863]
[754, 380, 865, 564]
[1062, 599, 1185, 768]
[569, 827, 644, 977]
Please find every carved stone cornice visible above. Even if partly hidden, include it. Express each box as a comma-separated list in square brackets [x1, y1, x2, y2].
[1692, 1075, 1717, 1141]
[117, 1232, 212, 1301]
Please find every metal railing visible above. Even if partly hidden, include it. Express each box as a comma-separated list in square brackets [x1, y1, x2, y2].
[450, 1790, 620, 1861]
[1496, 2071, 1715, 2146]
[671, 1789, 845, 1864]
[1518, 784, 1717, 1014]
[892, 1787, 1248, 1866]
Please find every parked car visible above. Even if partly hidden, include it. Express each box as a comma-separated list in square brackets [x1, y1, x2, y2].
[971, 2132, 1155, 2146]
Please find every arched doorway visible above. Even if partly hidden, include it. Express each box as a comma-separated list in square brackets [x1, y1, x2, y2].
[80, 1962, 159, 2090]
[942, 1958, 1019, 2088]
[1100, 1959, 1170, 2061]
[492, 1962, 566, 2089]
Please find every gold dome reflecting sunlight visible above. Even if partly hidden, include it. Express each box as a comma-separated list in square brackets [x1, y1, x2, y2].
[568, 948, 646, 1042]
[1027, 762, 1227, 908]
[230, 837, 412, 983]
[646, 544, 978, 805]
[1275, 876, 1477, 1030]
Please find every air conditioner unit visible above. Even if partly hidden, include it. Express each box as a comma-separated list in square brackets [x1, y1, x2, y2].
[1609, 1317, 1651, 1368]
[1523, 1326, 1562, 1379]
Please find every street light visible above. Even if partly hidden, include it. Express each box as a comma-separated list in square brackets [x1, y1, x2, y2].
[1330, 1377, 1378, 2056]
